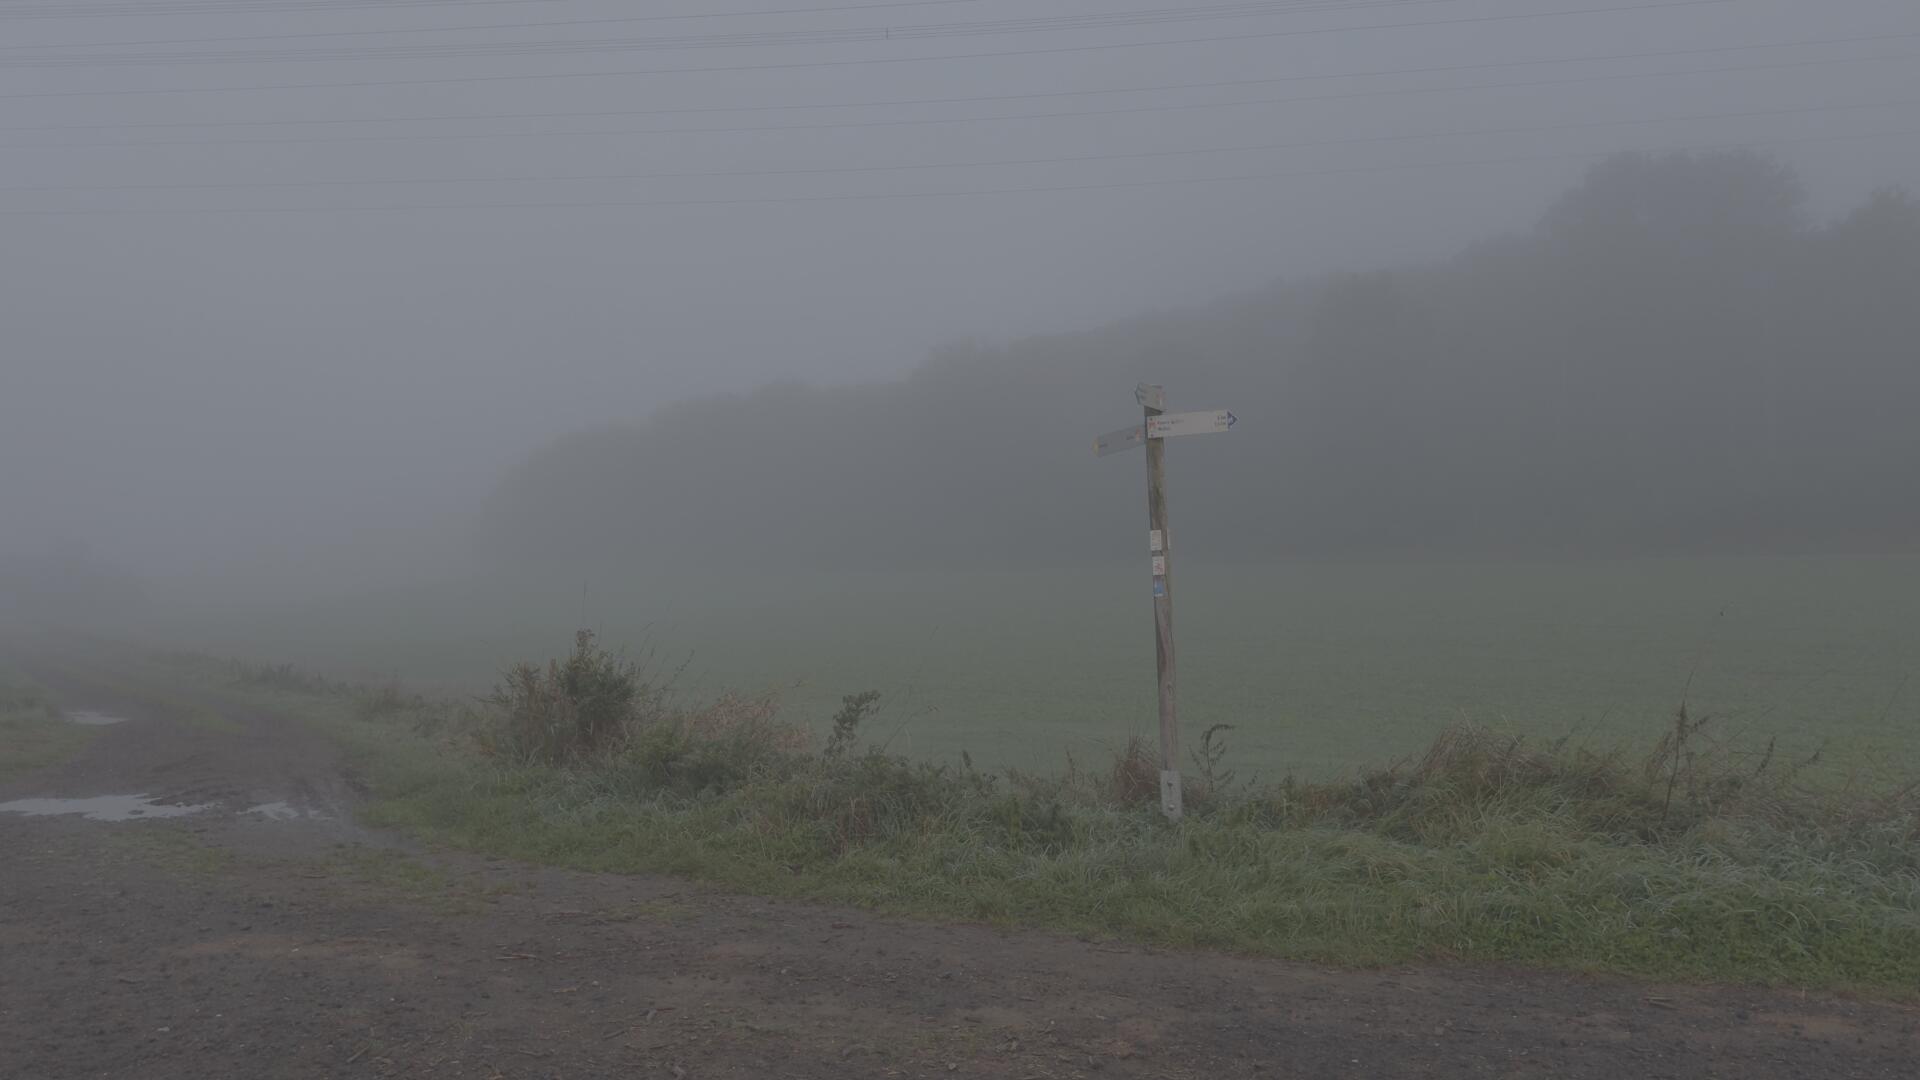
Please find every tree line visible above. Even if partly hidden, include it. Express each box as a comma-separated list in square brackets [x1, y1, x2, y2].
[486, 150, 1920, 567]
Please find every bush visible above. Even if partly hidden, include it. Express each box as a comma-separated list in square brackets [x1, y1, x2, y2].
[483, 630, 661, 764]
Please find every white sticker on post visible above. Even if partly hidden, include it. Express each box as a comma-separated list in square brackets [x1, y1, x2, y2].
[1151, 555, 1167, 576]
[1160, 769, 1184, 817]
[1149, 529, 1165, 553]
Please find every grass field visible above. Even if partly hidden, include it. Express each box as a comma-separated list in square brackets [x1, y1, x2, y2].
[134, 555, 1920, 779]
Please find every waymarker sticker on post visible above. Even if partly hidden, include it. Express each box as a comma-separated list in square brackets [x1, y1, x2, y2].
[1152, 556, 1167, 576]
[1149, 529, 1165, 553]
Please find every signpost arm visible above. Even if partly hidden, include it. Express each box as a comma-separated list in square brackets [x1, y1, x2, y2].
[1143, 393, 1184, 820]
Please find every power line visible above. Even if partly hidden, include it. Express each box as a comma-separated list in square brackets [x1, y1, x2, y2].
[14, 55, 1911, 151]
[4, 39, 1910, 137]
[4, 126, 1911, 217]
[0, 0, 1744, 100]
[6, 2, 984, 50]
[8, 95, 1915, 195]
[0, 1, 1454, 67]
[0, 0, 551, 20]
[0, 0, 1347, 51]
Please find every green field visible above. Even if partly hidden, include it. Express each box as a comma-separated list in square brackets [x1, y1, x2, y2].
[138, 555, 1919, 778]
[37, 563, 1920, 993]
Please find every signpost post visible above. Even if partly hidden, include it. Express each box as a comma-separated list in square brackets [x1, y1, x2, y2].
[1094, 384, 1237, 820]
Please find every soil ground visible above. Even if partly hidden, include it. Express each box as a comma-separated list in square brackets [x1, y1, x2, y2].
[3, 671, 1916, 1079]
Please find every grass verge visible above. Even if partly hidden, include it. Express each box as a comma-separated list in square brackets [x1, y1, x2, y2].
[137, 642, 1920, 996]
[0, 671, 98, 780]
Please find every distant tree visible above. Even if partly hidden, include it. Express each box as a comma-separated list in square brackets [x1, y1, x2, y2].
[1541, 149, 1807, 252]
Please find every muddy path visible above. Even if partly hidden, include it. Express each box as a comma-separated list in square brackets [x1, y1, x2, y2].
[2, 671, 1916, 1079]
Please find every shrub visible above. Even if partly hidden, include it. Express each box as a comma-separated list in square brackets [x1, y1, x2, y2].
[482, 630, 660, 764]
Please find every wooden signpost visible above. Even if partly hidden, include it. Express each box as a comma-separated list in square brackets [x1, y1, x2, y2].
[1093, 384, 1237, 820]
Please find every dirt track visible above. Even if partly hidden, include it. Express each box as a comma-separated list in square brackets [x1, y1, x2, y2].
[2, 674, 1916, 1079]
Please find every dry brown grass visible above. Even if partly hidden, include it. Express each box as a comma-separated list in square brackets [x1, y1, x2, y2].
[679, 691, 809, 754]
[1108, 735, 1160, 806]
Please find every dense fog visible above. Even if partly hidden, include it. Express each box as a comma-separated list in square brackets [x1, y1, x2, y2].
[2, 0, 1917, 612]
[490, 151, 1920, 567]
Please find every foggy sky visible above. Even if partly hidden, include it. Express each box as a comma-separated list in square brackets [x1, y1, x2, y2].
[3, 0, 1918, 582]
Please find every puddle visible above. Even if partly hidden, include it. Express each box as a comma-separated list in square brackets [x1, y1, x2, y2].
[0, 795, 210, 822]
[243, 801, 327, 822]
[64, 710, 129, 726]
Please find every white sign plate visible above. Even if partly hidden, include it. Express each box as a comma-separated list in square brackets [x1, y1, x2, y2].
[1093, 424, 1148, 457]
[1146, 410, 1236, 439]
[1135, 383, 1167, 411]
[1149, 529, 1164, 553]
